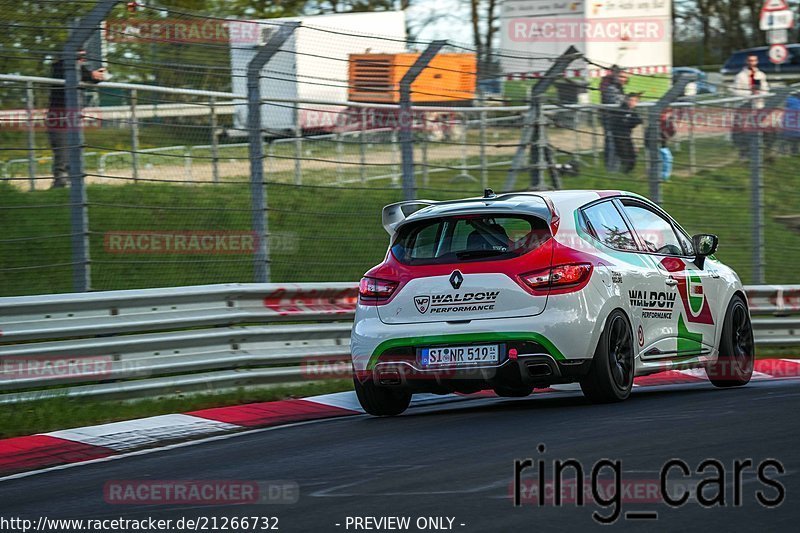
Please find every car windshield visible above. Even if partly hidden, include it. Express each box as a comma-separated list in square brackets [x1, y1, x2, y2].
[391, 214, 550, 265]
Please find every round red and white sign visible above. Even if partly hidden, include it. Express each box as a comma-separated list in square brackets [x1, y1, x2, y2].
[769, 43, 789, 64]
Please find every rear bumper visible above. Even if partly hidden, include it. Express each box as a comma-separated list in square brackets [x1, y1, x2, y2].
[351, 304, 598, 392]
[365, 354, 592, 393]
[352, 297, 602, 376]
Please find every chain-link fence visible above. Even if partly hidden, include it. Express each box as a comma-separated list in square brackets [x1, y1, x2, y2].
[1, 1, 799, 296]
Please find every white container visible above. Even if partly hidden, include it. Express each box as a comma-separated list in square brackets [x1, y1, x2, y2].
[498, 0, 672, 81]
[230, 11, 407, 135]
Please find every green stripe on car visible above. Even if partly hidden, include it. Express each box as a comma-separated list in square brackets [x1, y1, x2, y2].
[367, 331, 565, 370]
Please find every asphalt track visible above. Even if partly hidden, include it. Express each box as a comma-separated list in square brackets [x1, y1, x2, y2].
[2, 379, 799, 532]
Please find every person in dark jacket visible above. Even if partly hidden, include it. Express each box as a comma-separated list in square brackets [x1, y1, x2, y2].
[599, 65, 628, 171]
[610, 92, 643, 174]
[46, 50, 106, 188]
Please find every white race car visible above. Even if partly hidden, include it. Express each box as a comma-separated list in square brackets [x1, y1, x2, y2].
[351, 190, 754, 415]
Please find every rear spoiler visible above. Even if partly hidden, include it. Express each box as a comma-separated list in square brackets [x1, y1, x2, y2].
[381, 200, 437, 236]
[381, 191, 557, 237]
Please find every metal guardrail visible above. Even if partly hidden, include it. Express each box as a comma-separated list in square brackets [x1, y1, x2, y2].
[746, 285, 800, 347]
[0, 284, 796, 403]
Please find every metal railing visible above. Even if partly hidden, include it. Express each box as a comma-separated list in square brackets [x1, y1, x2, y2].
[0, 283, 356, 404]
[0, 284, 796, 404]
[2, 71, 763, 188]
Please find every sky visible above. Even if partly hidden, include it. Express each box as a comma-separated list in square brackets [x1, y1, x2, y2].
[406, 0, 472, 44]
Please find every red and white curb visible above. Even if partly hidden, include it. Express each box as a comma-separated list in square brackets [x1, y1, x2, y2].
[1, 359, 798, 476]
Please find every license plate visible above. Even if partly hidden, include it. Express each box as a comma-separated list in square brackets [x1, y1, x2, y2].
[419, 344, 500, 367]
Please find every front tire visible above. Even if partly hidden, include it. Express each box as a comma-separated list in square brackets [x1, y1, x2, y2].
[580, 310, 635, 403]
[707, 295, 754, 387]
[354, 377, 411, 416]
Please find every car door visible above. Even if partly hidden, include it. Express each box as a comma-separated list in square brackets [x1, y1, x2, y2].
[617, 199, 718, 358]
[580, 200, 662, 360]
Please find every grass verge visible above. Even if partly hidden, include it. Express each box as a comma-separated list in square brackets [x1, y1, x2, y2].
[2, 134, 800, 294]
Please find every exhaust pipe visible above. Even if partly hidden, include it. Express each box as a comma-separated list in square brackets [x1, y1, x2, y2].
[526, 362, 553, 377]
[378, 369, 402, 386]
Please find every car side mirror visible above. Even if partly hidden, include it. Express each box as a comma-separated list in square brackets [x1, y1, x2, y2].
[692, 233, 718, 268]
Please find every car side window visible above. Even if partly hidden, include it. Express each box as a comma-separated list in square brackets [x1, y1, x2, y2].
[582, 201, 638, 251]
[675, 227, 694, 256]
[621, 202, 685, 256]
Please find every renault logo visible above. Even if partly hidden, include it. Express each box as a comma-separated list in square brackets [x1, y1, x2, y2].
[449, 270, 464, 290]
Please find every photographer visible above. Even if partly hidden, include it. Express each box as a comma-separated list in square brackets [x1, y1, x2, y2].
[46, 50, 106, 189]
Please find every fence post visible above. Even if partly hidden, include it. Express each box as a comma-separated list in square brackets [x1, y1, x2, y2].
[267, 139, 274, 176]
[246, 22, 298, 283]
[184, 147, 192, 180]
[646, 73, 695, 204]
[360, 107, 367, 183]
[504, 46, 580, 192]
[454, 111, 477, 183]
[63, 0, 116, 292]
[688, 95, 696, 175]
[210, 96, 219, 184]
[479, 95, 488, 189]
[391, 129, 400, 185]
[751, 129, 764, 284]
[294, 101, 302, 185]
[532, 93, 546, 189]
[130, 88, 139, 182]
[643, 111, 650, 176]
[591, 107, 599, 165]
[422, 132, 429, 187]
[749, 87, 788, 284]
[399, 40, 447, 201]
[336, 130, 344, 183]
[25, 81, 36, 191]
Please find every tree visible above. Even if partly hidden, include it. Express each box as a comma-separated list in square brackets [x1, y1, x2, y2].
[467, 0, 499, 83]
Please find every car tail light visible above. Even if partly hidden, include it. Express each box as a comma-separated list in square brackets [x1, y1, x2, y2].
[359, 276, 398, 303]
[520, 263, 593, 294]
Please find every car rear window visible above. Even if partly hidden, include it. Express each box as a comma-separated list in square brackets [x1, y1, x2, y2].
[391, 214, 550, 265]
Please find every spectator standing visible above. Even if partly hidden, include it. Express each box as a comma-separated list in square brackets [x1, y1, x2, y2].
[611, 92, 643, 174]
[46, 50, 105, 188]
[659, 107, 677, 180]
[731, 54, 769, 159]
[599, 65, 628, 172]
[732, 54, 769, 104]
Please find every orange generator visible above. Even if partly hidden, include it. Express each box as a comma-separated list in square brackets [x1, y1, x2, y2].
[348, 53, 477, 104]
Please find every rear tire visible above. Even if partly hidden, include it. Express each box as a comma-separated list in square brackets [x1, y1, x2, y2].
[580, 310, 635, 403]
[707, 295, 754, 387]
[354, 377, 411, 416]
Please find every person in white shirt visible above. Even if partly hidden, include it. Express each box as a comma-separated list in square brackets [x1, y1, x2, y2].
[732, 54, 769, 107]
[731, 54, 770, 158]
